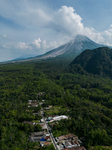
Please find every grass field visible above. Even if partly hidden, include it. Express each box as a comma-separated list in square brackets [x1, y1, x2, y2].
[44, 106, 67, 117]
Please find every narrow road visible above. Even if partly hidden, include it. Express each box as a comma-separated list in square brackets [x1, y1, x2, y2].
[41, 110, 59, 150]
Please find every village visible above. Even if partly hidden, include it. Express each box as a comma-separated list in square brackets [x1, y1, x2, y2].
[23, 92, 86, 150]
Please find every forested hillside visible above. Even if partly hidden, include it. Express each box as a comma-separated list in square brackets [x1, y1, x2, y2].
[68, 47, 112, 77]
[0, 55, 112, 149]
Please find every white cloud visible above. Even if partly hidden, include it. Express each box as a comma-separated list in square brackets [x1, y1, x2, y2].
[49, 6, 106, 45]
[31, 38, 41, 49]
[82, 28, 105, 44]
[100, 25, 112, 46]
[30, 38, 49, 54]
[1, 2, 112, 61]
[54, 6, 112, 46]
[52, 6, 84, 36]
[1, 38, 59, 58]
[28, 38, 59, 53]
[15, 42, 29, 50]
[2, 34, 8, 38]
[45, 6, 112, 46]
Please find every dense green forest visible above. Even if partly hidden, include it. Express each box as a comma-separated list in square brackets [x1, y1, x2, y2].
[0, 54, 112, 149]
[68, 47, 112, 77]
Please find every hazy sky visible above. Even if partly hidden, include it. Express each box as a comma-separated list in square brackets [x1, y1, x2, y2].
[1, 0, 112, 61]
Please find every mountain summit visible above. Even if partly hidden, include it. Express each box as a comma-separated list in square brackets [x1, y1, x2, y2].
[73, 34, 91, 42]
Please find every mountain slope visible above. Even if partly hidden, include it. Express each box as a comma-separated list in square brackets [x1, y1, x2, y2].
[68, 47, 112, 77]
[37, 35, 103, 59]
[9, 35, 104, 63]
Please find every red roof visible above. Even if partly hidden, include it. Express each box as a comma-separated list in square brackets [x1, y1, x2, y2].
[44, 142, 50, 146]
[45, 136, 50, 139]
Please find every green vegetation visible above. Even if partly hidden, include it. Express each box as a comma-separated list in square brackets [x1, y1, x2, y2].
[44, 106, 66, 117]
[0, 47, 112, 149]
[89, 146, 112, 150]
[68, 47, 112, 77]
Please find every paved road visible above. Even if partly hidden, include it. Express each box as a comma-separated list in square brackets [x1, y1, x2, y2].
[41, 110, 59, 150]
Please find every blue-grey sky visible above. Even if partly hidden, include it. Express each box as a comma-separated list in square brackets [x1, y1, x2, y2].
[0, 0, 112, 61]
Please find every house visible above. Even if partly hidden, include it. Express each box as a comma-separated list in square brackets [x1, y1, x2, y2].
[68, 147, 86, 150]
[50, 122, 56, 127]
[65, 133, 78, 140]
[59, 144, 64, 149]
[40, 141, 46, 147]
[31, 131, 45, 137]
[64, 140, 80, 149]
[29, 131, 46, 142]
[45, 107, 50, 110]
[70, 141, 80, 148]
[57, 133, 81, 149]
[75, 141, 80, 147]
[49, 119, 54, 123]
[64, 141, 72, 149]
[46, 133, 50, 136]
[45, 136, 51, 141]
[36, 123, 45, 126]
[46, 117, 53, 121]
[28, 100, 33, 103]
[28, 100, 38, 107]
[28, 103, 31, 107]
[58, 135, 66, 141]
[53, 115, 68, 121]
[35, 122, 45, 129]
[49, 105, 53, 108]
[26, 110, 29, 112]
[40, 138, 46, 141]
[32, 113, 39, 115]
[41, 124, 47, 130]
[78, 140, 82, 144]
[73, 136, 78, 141]
[31, 102, 38, 107]
[46, 115, 68, 123]
[30, 136, 44, 142]
[58, 133, 78, 142]
[23, 121, 35, 125]
[39, 102, 43, 105]
[44, 142, 50, 146]
[40, 119, 44, 122]
[42, 100, 45, 102]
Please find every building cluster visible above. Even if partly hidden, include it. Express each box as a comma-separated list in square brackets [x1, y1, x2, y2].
[29, 131, 51, 147]
[46, 115, 68, 122]
[23, 121, 36, 125]
[55, 133, 86, 150]
[28, 95, 46, 107]
[28, 100, 38, 107]
[22, 121, 47, 130]
[25, 98, 86, 149]
[44, 105, 53, 110]
[22, 99, 51, 148]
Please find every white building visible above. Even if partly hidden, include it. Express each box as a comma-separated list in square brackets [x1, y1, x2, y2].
[53, 115, 68, 121]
